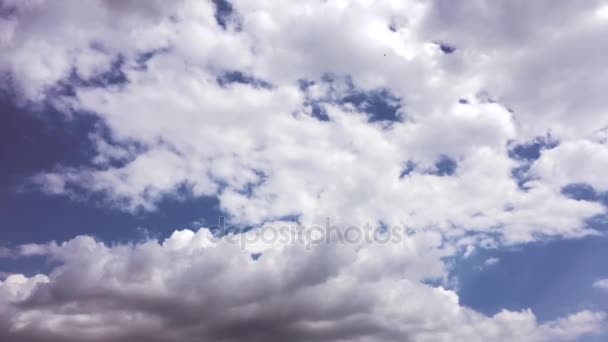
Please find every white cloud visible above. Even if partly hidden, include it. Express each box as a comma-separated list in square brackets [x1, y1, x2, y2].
[529, 140, 608, 192]
[4, 0, 600, 246]
[421, 0, 608, 140]
[463, 245, 475, 259]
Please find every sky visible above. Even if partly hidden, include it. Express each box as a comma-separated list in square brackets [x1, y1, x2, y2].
[1, 0, 608, 341]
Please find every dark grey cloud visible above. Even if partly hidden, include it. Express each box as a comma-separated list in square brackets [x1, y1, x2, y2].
[0, 231, 604, 342]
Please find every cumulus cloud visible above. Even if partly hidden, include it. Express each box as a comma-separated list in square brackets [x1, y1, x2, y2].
[0, 229, 605, 342]
[529, 140, 608, 192]
[1, 0, 608, 340]
[2, 0, 601, 245]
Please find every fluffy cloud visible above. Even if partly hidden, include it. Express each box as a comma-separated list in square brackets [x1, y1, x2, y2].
[1, 0, 608, 340]
[0, 229, 605, 342]
[11, 0, 603, 244]
[529, 140, 608, 192]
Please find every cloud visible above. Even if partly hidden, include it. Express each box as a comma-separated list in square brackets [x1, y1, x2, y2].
[3, 0, 599, 246]
[463, 245, 475, 259]
[0, 229, 604, 342]
[593, 279, 608, 293]
[484, 257, 500, 267]
[529, 140, 608, 192]
[1, 0, 608, 340]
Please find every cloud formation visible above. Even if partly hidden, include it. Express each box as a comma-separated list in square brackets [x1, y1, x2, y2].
[1, 229, 605, 342]
[2, 0, 603, 242]
[1, 0, 607, 341]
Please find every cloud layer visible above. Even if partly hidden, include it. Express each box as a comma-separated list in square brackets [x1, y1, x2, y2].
[1, 229, 605, 342]
[1, 0, 608, 341]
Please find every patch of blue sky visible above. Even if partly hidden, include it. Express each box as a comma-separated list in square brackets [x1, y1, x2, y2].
[452, 235, 608, 326]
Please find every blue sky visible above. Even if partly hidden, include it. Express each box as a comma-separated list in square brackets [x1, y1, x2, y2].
[1, 1, 608, 342]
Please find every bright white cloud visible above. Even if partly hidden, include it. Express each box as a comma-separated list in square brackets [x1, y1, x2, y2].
[529, 140, 608, 192]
